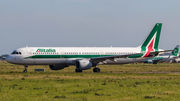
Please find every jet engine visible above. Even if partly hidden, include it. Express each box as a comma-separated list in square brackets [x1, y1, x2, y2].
[49, 64, 68, 70]
[75, 59, 93, 70]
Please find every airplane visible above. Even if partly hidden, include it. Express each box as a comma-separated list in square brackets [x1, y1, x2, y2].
[143, 45, 179, 64]
[6, 23, 173, 73]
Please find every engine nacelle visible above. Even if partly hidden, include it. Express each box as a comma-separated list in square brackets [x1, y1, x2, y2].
[75, 59, 93, 70]
[49, 64, 68, 70]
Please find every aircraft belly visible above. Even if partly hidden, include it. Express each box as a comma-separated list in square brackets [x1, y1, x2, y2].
[22, 58, 67, 65]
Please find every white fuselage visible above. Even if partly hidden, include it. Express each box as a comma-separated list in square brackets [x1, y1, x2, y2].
[6, 47, 153, 66]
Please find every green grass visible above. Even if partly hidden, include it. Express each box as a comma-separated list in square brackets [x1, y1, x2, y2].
[1, 61, 180, 100]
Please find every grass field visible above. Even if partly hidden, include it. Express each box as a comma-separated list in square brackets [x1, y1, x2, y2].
[1, 61, 180, 101]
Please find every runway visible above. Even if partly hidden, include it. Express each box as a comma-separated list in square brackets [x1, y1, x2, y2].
[57, 71, 180, 74]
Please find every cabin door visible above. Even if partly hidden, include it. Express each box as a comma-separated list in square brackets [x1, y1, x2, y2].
[59, 49, 64, 58]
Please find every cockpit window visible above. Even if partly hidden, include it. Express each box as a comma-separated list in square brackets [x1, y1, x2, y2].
[11, 50, 22, 55]
[11, 50, 17, 54]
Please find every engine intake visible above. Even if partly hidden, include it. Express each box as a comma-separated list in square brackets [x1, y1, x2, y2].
[75, 59, 92, 70]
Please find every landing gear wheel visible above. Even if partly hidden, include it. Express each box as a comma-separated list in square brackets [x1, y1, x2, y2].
[93, 67, 100, 73]
[75, 69, 82, 73]
[23, 69, 27, 73]
[153, 61, 157, 64]
[23, 65, 28, 73]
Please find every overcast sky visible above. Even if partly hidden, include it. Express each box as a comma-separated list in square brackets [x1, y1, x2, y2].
[0, 0, 180, 55]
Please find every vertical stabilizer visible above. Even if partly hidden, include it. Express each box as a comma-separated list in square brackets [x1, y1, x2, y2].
[140, 23, 162, 57]
[172, 45, 179, 57]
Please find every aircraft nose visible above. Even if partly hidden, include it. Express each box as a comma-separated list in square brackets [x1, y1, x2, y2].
[5, 55, 11, 62]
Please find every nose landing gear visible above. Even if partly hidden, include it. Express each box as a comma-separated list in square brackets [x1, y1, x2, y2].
[23, 65, 28, 73]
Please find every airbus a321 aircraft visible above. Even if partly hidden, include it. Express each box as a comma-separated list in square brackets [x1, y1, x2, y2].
[6, 23, 172, 73]
[143, 45, 179, 64]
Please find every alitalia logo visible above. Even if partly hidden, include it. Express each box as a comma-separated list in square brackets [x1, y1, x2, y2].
[142, 31, 157, 57]
[36, 49, 56, 52]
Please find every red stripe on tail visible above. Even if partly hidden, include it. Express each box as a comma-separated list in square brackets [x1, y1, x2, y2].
[144, 39, 155, 57]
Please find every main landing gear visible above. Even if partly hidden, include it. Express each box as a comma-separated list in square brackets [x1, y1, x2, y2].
[75, 69, 82, 73]
[153, 61, 157, 64]
[75, 67, 100, 73]
[93, 67, 100, 73]
[23, 65, 28, 73]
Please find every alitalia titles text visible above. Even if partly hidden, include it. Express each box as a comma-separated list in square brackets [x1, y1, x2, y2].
[36, 49, 56, 52]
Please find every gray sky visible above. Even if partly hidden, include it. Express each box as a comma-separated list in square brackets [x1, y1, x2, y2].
[0, 0, 180, 55]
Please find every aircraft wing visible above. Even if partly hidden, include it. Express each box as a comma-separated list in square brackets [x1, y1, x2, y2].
[149, 50, 174, 56]
[90, 53, 143, 63]
[90, 50, 174, 63]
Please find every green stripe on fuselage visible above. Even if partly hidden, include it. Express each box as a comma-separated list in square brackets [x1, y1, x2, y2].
[24, 54, 144, 59]
[128, 53, 144, 58]
[149, 57, 163, 60]
[25, 55, 107, 59]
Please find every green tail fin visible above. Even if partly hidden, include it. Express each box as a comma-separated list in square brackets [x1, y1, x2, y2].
[140, 23, 162, 57]
[172, 45, 179, 56]
[141, 23, 162, 51]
